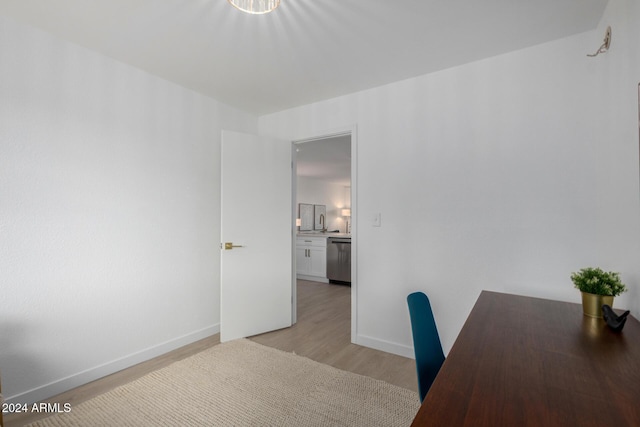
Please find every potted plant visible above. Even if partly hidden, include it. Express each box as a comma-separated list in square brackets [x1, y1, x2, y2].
[571, 267, 627, 318]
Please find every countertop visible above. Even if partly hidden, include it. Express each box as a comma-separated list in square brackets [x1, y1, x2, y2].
[297, 232, 351, 239]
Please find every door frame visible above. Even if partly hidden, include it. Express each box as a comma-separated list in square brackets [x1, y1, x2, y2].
[291, 125, 358, 342]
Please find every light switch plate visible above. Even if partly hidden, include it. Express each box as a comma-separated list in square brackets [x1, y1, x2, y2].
[373, 212, 381, 227]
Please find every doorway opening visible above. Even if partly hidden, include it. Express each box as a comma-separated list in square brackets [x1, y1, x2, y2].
[292, 129, 356, 342]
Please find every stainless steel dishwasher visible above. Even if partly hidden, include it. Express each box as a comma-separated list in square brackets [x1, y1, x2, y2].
[327, 237, 351, 284]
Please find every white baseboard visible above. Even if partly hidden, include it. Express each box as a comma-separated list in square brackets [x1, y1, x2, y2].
[6, 324, 220, 405]
[354, 334, 415, 359]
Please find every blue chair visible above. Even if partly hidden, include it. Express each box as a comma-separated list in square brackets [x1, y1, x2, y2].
[407, 291, 445, 403]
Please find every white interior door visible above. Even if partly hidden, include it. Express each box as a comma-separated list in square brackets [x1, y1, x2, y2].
[220, 130, 293, 342]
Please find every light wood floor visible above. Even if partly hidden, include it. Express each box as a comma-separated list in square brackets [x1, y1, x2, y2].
[252, 280, 417, 390]
[6, 280, 417, 426]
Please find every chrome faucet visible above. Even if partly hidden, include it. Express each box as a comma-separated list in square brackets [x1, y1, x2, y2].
[319, 214, 326, 231]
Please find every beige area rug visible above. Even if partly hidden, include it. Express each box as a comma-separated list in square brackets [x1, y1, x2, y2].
[28, 339, 420, 426]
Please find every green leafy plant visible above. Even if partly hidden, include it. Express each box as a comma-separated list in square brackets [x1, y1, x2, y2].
[571, 267, 627, 297]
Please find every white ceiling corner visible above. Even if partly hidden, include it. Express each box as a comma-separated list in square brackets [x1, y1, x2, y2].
[0, 0, 609, 116]
[0, 0, 608, 184]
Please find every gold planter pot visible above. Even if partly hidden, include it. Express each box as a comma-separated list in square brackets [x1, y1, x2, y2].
[581, 292, 614, 318]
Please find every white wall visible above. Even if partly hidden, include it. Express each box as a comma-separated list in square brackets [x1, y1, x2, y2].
[298, 177, 350, 233]
[260, 0, 640, 357]
[0, 16, 257, 403]
[2, 0, 638, 403]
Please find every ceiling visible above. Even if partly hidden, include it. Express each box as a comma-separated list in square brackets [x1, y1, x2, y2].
[0, 0, 608, 116]
[296, 135, 351, 186]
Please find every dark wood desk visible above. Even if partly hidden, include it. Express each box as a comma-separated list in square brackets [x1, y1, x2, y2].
[412, 291, 640, 426]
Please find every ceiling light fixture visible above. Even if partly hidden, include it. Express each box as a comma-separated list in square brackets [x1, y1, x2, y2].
[228, 0, 280, 14]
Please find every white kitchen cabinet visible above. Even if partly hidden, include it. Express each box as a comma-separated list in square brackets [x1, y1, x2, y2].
[296, 236, 328, 282]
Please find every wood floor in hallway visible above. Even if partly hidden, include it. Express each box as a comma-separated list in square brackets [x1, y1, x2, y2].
[251, 280, 417, 392]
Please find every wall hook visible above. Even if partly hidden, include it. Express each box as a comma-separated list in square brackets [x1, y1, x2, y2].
[587, 26, 611, 57]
